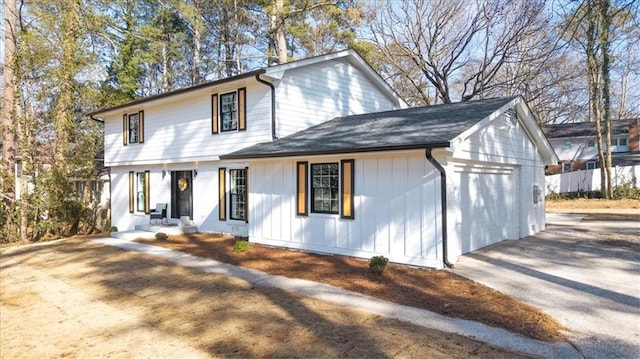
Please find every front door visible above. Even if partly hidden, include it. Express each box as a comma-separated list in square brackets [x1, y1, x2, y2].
[171, 171, 193, 220]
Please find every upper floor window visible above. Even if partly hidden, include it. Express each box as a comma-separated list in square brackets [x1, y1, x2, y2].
[562, 163, 571, 173]
[221, 92, 238, 131]
[586, 161, 598, 170]
[129, 113, 140, 142]
[122, 111, 144, 145]
[601, 137, 629, 151]
[587, 139, 595, 147]
[212, 88, 246, 134]
[563, 140, 572, 149]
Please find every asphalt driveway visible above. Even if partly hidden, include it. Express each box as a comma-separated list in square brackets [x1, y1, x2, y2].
[453, 213, 640, 359]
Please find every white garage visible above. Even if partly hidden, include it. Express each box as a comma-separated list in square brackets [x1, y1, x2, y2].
[223, 96, 558, 269]
[455, 169, 517, 253]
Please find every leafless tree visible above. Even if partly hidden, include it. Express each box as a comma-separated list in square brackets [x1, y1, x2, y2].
[368, 0, 550, 105]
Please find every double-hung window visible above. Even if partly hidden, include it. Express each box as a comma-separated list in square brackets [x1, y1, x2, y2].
[218, 167, 248, 222]
[122, 111, 144, 145]
[296, 160, 354, 219]
[221, 92, 238, 131]
[311, 163, 339, 214]
[136, 172, 146, 212]
[129, 171, 150, 214]
[211, 88, 246, 134]
[229, 169, 247, 221]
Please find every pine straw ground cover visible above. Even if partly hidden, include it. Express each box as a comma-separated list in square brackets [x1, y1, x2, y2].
[137, 233, 565, 342]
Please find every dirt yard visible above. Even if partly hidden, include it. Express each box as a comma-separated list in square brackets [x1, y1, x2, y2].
[1, 238, 533, 359]
[546, 198, 640, 215]
[3, 199, 635, 358]
[136, 233, 565, 342]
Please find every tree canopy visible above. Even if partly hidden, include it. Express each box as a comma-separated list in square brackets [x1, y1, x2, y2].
[1, 0, 638, 240]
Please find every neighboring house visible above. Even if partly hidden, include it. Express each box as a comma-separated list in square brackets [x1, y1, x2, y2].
[89, 50, 406, 237]
[90, 50, 557, 268]
[543, 119, 640, 174]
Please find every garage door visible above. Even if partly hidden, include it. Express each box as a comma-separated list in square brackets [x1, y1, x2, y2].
[459, 170, 516, 254]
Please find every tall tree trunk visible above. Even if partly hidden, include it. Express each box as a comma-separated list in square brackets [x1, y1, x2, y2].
[268, 0, 287, 65]
[586, 0, 607, 196]
[54, 0, 81, 168]
[2, 0, 18, 230]
[599, 0, 613, 199]
[0, 0, 19, 239]
[275, 0, 287, 64]
[162, 43, 169, 91]
[192, 24, 202, 84]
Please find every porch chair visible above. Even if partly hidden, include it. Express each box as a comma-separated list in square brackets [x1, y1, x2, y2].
[150, 203, 167, 224]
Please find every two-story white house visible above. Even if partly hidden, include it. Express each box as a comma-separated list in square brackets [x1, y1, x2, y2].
[543, 119, 640, 174]
[89, 50, 406, 237]
[91, 50, 557, 268]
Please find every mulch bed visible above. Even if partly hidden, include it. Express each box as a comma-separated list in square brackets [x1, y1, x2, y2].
[137, 233, 566, 342]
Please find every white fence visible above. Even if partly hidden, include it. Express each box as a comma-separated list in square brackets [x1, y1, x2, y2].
[545, 165, 640, 194]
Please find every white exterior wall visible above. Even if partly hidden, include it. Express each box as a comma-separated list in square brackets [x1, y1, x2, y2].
[103, 80, 272, 167]
[102, 60, 403, 232]
[109, 161, 249, 236]
[549, 137, 629, 163]
[446, 111, 547, 261]
[248, 151, 444, 268]
[275, 59, 400, 137]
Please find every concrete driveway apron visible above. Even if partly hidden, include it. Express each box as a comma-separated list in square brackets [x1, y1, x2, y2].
[453, 213, 640, 359]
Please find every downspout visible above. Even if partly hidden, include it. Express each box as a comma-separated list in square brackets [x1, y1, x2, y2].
[426, 148, 454, 269]
[255, 74, 278, 141]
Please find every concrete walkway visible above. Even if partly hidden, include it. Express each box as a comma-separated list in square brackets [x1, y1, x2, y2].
[93, 237, 581, 358]
[454, 213, 640, 359]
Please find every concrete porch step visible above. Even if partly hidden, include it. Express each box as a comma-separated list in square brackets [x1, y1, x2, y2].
[110, 230, 157, 240]
[134, 223, 198, 235]
[110, 224, 198, 240]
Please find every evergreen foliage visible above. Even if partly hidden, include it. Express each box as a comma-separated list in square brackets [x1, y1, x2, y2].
[0, 0, 638, 241]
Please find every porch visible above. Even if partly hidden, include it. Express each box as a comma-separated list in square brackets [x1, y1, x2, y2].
[111, 221, 198, 240]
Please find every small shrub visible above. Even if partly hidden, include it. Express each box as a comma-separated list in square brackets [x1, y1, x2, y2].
[368, 255, 389, 274]
[613, 180, 640, 199]
[155, 232, 168, 241]
[233, 239, 250, 253]
[109, 226, 118, 232]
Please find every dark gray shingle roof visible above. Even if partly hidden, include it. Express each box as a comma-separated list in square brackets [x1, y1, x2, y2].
[222, 96, 517, 159]
[543, 120, 632, 138]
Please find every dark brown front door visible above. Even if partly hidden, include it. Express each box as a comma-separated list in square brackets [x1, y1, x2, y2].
[171, 171, 193, 220]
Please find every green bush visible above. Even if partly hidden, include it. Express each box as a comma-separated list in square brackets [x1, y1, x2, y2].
[613, 180, 640, 199]
[233, 239, 250, 253]
[368, 255, 389, 274]
[109, 226, 118, 232]
[155, 232, 168, 241]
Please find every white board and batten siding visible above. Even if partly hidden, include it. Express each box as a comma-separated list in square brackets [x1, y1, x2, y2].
[248, 151, 445, 268]
[275, 59, 401, 138]
[446, 110, 546, 258]
[103, 80, 272, 167]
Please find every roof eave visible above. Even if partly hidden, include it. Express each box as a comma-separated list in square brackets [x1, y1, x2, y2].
[87, 69, 266, 117]
[221, 142, 451, 160]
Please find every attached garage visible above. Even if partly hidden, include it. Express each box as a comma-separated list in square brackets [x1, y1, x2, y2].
[223, 96, 558, 269]
[454, 167, 517, 253]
